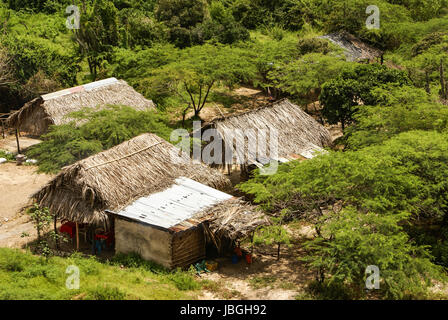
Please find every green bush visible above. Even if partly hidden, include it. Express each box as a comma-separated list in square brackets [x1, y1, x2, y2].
[0, 149, 14, 161]
[86, 285, 127, 300]
[109, 253, 166, 273]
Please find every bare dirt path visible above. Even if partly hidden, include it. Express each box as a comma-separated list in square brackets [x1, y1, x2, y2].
[0, 162, 53, 248]
[0, 134, 41, 154]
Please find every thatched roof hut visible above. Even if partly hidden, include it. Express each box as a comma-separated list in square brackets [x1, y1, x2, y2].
[7, 78, 155, 136]
[321, 32, 383, 62]
[33, 133, 232, 227]
[202, 99, 332, 168]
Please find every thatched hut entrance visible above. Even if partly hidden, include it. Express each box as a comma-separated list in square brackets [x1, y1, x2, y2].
[57, 217, 116, 257]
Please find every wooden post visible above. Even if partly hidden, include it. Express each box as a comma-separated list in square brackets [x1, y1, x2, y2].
[76, 222, 79, 251]
[15, 129, 20, 154]
[250, 231, 255, 268]
[54, 216, 59, 250]
[440, 60, 446, 100]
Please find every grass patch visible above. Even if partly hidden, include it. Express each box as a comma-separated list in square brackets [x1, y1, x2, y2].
[249, 276, 277, 289]
[0, 149, 14, 161]
[0, 248, 201, 300]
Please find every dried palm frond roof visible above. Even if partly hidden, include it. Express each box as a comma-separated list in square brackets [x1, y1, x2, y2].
[7, 78, 155, 134]
[200, 198, 268, 243]
[33, 133, 232, 226]
[320, 32, 383, 62]
[204, 98, 332, 163]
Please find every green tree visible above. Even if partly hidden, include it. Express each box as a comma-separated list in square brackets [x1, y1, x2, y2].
[75, 0, 120, 80]
[145, 44, 256, 117]
[269, 53, 349, 108]
[319, 64, 410, 130]
[254, 215, 291, 260]
[155, 0, 208, 48]
[302, 208, 444, 299]
[345, 89, 448, 149]
[240, 131, 448, 223]
[27, 204, 66, 258]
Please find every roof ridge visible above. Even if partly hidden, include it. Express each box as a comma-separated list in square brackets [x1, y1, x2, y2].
[84, 139, 164, 171]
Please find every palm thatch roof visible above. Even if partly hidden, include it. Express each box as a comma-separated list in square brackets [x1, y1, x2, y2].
[204, 99, 332, 166]
[32, 133, 232, 226]
[7, 78, 155, 136]
[201, 198, 268, 245]
[320, 32, 383, 62]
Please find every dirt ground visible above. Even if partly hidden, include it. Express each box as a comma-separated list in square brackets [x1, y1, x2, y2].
[0, 162, 53, 248]
[0, 134, 42, 154]
[197, 223, 316, 300]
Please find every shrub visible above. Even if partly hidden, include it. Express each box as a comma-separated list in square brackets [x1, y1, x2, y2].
[86, 285, 127, 300]
[301, 208, 444, 299]
[109, 253, 166, 273]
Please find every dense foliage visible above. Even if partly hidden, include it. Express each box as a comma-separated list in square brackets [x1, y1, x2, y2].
[1, 0, 448, 300]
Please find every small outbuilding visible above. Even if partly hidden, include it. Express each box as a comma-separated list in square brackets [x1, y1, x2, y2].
[200, 98, 332, 172]
[111, 177, 263, 268]
[7, 78, 155, 136]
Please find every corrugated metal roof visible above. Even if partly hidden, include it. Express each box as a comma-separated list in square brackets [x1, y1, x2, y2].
[42, 78, 119, 101]
[248, 143, 327, 167]
[114, 177, 233, 231]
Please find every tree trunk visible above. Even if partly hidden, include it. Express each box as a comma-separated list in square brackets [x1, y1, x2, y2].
[54, 216, 59, 250]
[440, 60, 446, 100]
[15, 129, 20, 154]
[277, 243, 281, 260]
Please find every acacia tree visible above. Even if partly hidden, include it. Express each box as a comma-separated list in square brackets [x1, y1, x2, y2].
[269, 53, 349, 108]
[150, 44, 255, 118]
[254, 215, 291, 260]
[302, 208, 443, 299]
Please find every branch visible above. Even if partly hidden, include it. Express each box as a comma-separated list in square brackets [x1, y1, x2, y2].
[198, 81, 214, 113]
[185, 84, 197, 111]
